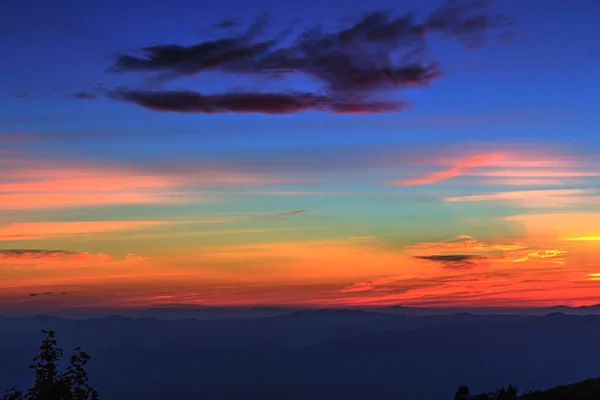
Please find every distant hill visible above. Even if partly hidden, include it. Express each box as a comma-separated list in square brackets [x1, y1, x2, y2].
[3, 304, 600, 319]
[376, 304, 600, 317]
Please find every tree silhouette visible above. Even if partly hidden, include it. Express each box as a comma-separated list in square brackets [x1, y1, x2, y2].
[1, 330, 98, 400]
[455, 385, 471, 400]
[456, 384, 518, 400]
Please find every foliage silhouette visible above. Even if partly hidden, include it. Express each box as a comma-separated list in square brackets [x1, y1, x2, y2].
[458, 379, 600, 400]
[455, 385, 470, 400]
[456, 384, 518, 400]
[1, 330, 98, 400]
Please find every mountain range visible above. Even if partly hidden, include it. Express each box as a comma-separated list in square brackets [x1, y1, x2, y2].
[2, 309, 600, 399]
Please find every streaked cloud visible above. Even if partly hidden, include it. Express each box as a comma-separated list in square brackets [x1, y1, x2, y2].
[408, 235, 526, 254]
[0, 221, 174, 241]
[444, 189, 595, 207]
[486, 178, 584, 186]
[0, 157, 298, 209]
[122, 227, 300, 240]
[563, 236, 600, 241]
[392, 153, 505, 186]
[393, 150, 600, 192]
[1, 162, 192, 209]
[503, 249, 567, 264]
[0, 249, 78, 258]
[0, 249, 112, 266]
[248, 210, 308, 220]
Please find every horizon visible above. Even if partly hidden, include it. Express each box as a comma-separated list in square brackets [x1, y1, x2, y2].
[3, 301, 600, 319]
[2, 0, 600, 312]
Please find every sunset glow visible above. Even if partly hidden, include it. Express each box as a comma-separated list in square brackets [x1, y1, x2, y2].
[2, 0, 600, 314]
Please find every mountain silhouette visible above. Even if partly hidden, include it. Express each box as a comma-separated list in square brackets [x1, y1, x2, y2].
[2, 311, 600, 399]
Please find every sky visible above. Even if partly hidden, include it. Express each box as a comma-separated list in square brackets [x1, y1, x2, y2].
[1, 0, 600, 313]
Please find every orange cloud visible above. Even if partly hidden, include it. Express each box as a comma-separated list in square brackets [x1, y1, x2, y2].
[0, 249, 112, 267]
[407, 234, 569, 268]
[0, 192, 194, 209]
[0, 159, 288, 209]
[408, 235, 526, 254]
[0, 250, 161, 289]
[0, 220, 174, 241]
[502, 249, 567, 263]
[0, 163, 192, 209]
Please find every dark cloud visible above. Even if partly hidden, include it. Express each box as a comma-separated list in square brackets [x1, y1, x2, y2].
[15, 92, 28, 98]
[414, 254, 487, 269]
[424, 0, 513, 48]
[106, 0, 512, 114]
[0, 249, 77, 258]
[249, 209, 308, 221]
[212, 19, 242, 30]
[110, 13, 275, 80]
[28, 292, 67, 297]
[109, 89, 405, 114]
[74, 92, 97, 100]
[276, 210, 307, 216]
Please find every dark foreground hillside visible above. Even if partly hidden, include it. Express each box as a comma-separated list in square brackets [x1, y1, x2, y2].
[520, 377, 600, 400]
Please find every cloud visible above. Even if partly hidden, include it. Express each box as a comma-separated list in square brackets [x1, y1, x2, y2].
[107, 0, 512, 114]
[392, 150, 599, 187]
[392, 153, 505, 186]
[0, 161, 186, 209]
[74, 92, 96, 100]
[408, 235, 526, 254]
[124, 227, 299, 240]
[0, 157, 293, 209]
[211, 19, 242, 30]
[414, 254, 487, 269]
[111, 13, 275, 78]
[109, 89, 406, 114]
[407, 235, 569, 266]
[504, 249, 566, 264]
[444, 189, 595, 207]
[0, 249, 111, 267]
[339, 275, 442, 294]
[488, 178, 581, 186]
[0, 249, 77, 258]
[0, 221, 174, 241]
[244, 190, 360, 196]
[28, 291, 67, 297]
[564, 236, 600, 241]
[475, 170, 600, 178]
[276, 210, 307, 216]
[249, 209, 308, 220]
